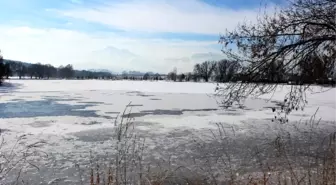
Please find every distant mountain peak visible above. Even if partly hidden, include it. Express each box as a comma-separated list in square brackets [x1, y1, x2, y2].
[97, 46, 138, 58]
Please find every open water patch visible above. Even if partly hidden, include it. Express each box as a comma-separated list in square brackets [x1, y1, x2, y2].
[72, 128, 115, 142]
[0, 99, 110, 119]
[123, 108, 218, 118]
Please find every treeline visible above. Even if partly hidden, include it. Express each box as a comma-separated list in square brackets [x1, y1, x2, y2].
[0, 61, 10, 85]
[0, 58, 116, 83]
[0, 54, 6, 85]
[167, 60, 239, 83]
[75, 70, 114, 80]
[1, 60, 75, 79]
[1, 52, 334, 86]
[121, 72, 163, 81]
[167, 57, 336, 85]
[0, 56, 164, 83]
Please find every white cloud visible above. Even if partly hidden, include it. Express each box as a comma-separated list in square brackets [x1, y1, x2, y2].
[1, 0, 277, 72]
[58, 0, 263, 34]
[0, 26, 224, 73]
[191, 53, 225, 61]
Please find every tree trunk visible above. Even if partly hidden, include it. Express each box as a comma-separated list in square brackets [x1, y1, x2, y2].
[205, 76, 209, 82]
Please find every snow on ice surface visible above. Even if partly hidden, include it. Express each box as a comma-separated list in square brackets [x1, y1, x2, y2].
[0, 80, 335, 133]
[8, 79, 218, 94]
[0, 80, 335, 184]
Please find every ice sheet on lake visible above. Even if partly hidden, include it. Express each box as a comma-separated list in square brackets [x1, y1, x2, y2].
[0, 80, 335, 184]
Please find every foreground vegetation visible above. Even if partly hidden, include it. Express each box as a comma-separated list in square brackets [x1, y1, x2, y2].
[85, 107, 335, 185]
[1, 105, 334, 185]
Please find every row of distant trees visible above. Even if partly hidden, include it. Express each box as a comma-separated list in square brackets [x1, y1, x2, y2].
[166, 57, 335, 85]
[166, 60, 240, 83]
[0, 56, 163, 83]
[1, 56, 334, 86]
[1, 53, 334, 86]
[1, 60, 75, 80]
[75, 70, 114, 80]
[121, 72, 163, 81]
[0, 53, 117, 84]
[0, 53, 5, 85]
[0, 63, 10, 85]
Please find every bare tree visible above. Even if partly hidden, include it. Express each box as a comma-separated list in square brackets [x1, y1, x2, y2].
[215, 59, 229, 82]
[167, 67, 177, 82]
[217, 0, 336, 113]
[43, 64, 56, 79]
[194, 61, 216, 82]
[3, 63, 12, 79]
[215, 59, 240, 82]
[185, 72, 191, 81]
[16, 62, 27, 79]
[143, 73, 150, 80]
[299, 53, 334, 84]
[0, 51, 11, 81]
[177, 73, 186, 82]
[27, 64, 37, 79]
[0, 51, 4, 85]
[35, 63, 45, 79]
[58, 64, 74, 79]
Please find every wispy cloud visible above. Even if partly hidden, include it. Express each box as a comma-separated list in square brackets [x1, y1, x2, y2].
[0, 0, 277, 72]
[0, 26, 223, 72]
[57, 0, 264, 34]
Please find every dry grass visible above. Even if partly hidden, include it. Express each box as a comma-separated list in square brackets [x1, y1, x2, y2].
[87, 106, 335, 185]
[0, 131, 47, 184]
[3, 104, 331, 185]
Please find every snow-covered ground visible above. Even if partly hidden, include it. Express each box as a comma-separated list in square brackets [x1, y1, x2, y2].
[0, 80, 335, 184]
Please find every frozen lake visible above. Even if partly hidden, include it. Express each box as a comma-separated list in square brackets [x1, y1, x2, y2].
[0, 80, 335, 184]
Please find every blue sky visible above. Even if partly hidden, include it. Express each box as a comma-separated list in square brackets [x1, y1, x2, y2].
[0, 0, 283, 73]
